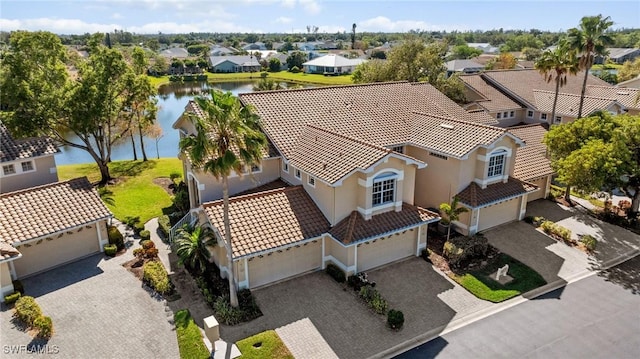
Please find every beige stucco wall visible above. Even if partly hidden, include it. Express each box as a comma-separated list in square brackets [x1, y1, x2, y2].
[477, 198, 519, 232]
[334, 175, 360, 224]
[1, 262, 13, 298]
[526, 176, 549, 201]
[13, 222, 102, 278]
[304, 173, 337, 225]
[408, 146, 463, 210]
[0, 155, 59, 194]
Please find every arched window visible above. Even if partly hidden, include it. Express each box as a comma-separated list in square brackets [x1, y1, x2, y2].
[487, 149, 507, 177]
[372, 172, 397, 206]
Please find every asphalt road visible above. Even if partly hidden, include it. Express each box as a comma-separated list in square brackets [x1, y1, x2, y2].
[396, 256, 640, 359]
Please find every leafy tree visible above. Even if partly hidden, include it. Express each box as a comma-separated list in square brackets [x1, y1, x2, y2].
[439, 197, 469, 241]
[617, 57, 640, 82]
[567, 14, 614, 118]
[522, 47, 543, 61]
[535, 41, 579, 125]
[179, 89, 267, 307]
[150, 55, 169, 75]
[448, 44, 483, 60]
[352, 60, 393, 83]
[187, 44, 209, 56]
[268, 57, 281, 72]
[369, 49, 387, 60]
[280, 41, 294, 52]
[286, 51, 307, 70]
[494, 53, 517, 69]
[174, 224, 217, 274]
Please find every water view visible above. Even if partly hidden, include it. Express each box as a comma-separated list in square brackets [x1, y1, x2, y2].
[56, 81, 304, 165]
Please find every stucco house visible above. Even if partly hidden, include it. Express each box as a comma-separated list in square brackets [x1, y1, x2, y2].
[208, 56, 261, 73]
[302, 54, 366, 74]
[461, 69, 627, 126]
[171, 82, 549, 290]
[445, 59, 484, 76]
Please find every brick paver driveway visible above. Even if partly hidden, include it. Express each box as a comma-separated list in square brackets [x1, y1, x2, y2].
[0, 253, 179, 358]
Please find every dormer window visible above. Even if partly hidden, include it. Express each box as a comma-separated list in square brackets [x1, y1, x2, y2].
[372, 172, 397, 206]
[2, 164, 15, 175]
[487, 150, 506, 178]
[21, 161, 34, 172]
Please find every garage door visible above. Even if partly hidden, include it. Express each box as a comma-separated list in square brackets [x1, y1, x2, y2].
[248, 240, 321, 288]
[357, 229, 416, 272]
[13, 224, 101, 278]
[527, 177, 547, 202]
[478, 198, 519, 232]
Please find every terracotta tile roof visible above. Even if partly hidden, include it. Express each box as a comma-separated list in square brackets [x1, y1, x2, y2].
[202, 186, 330, 258]
[586, 85, 639, 109]
[409, 112, 516, 158]
[0, 241, 21, 261]
[290, 125, 424, 184]
[481, 69, 610, 108]
[239, 82, 494, 160]
[507, 125, 554, 181]
[464, 109, 500, 126]
[1, 123, 59, 163]
[0, 177, 112, 245]
[456, 177, 538, 208]
[461, 74, 524, 112]
[532, 90, 617, 118]
[329, 204, 439, 244]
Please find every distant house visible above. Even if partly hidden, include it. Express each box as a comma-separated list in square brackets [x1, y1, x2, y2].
[160, 47, 189, 59]
[209, 45, 238, 56]
[242, 42, 267, 51]
[302, 54, 366, 74]
[617, 75, 640, 89]
[445, 59, 484, 76]
[208, 55, 261, 73]
[467, 43, 500, 54]
[595, 48, 640, 65]
[265, 53, 289, 71]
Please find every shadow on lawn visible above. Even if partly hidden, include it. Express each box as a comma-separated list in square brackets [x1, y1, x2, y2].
[110, 160, 157, 177]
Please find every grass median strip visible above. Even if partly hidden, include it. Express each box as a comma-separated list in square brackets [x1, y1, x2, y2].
[236, 330, 293, 359]
[174, 309, 210, 359]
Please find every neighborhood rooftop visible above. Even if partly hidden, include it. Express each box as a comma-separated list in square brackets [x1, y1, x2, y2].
[0, 177, 112, 245]
[1, 122, 59, 163]
[456, 177, 537, 208]
[508, 124, 554, 181]
[532, 90, 619, 117]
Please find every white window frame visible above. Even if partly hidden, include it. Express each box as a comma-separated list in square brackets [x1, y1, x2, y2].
[487, 150, 507, 178]
[503, 111, 508, 118]
[250, 164, 262, 174]
[21, 161, 34, 172]
[541, 113, 547, 121]
[527, 110, 534, 118]
[372, 172, 397, 207]
[496, 112, 502, 119]
[2, 164, 16, 176]
[307, 175, 316, 187]
[509, 111, 515, 118]
[283, 162, 289, 173]
[294, 168, 301, 179]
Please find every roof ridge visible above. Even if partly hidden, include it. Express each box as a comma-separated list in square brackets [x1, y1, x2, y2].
[238, 81, 411, 97]
[344, 211, 360, 244]
[411, 111, 506, 133]
[0, 176, 90, 198]
[533, 89, 617, 101]
[304, 124, 392, 154]
[507, 123, 546, 130]
[202, 185, 304, 207]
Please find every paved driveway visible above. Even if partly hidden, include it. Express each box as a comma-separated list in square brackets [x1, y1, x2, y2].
[0, 253, 179, 359]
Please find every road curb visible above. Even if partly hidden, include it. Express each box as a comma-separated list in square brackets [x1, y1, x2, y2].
[374, 249, 640, 359]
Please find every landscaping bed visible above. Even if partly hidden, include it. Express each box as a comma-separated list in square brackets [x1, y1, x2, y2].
[236, 330, 293, 359]
[123, 240, 180, 301]
[524, 216, 595, 253]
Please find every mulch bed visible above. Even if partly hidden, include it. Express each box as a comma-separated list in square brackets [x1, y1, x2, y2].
[152, 177, 174, 195]
[426, 230, 500, 275]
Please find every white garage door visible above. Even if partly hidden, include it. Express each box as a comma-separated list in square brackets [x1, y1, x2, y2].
[248, 240, 321, 288]
[478, 198, 519, 232]
[13, 224, 101, 278]
[357, 229, 416, 272]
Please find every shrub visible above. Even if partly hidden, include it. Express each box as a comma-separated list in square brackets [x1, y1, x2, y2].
[145, 247, 159, 259]
[541, 220, 555, 234]
[581, 235, 597, 251]
[359, 285, 388, 314]
[133, 248, 144, 258]
[103, 244, 117, 257]
[213, 296, 243, 325]
[290, 66, 301, 73]
[143, 260, 170, 294]
[12, 280, 24, 294]
[14, 296, 42, 326]
[4, 291, 21, 305]
[348, 272, 375, 291]
[158, 215, 171, 238]
[107, 225, 124, 250]
[444, 235, 488, 267]
[34, 315, 53, 338]
[387, 309, 404, 330]
[140, 230, 151, 241]
[541, 220, 572, 242]
[141, 240, 155, 250]
[124, 216, 145, 235]
[325, 263, 346, 283]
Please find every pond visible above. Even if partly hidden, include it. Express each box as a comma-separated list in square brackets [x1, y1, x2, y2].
[56, 81, 304, 165]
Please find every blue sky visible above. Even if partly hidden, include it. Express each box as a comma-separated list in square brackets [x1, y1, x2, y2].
[1, 0, 638, 34]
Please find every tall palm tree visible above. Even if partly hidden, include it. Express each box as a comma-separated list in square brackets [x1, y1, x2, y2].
[439, 197, 469, 241]
[179, 89, 267, 307]
[535, 41, 580, 125]
[174, 223, 217, 274]
[567, 14, 614, 118]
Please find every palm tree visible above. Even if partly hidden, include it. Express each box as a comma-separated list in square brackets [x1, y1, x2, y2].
[174, 224, 216, 274]
[567, 14, 614, 118]
[439, 197, 469, 241]
[535, 41, 580, 125]
[179, 89, 267, 307]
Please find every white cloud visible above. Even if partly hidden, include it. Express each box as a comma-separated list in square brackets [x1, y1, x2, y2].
[358, 16, 469, 32]
[111, 13, 124, 20]
[299, 0, 321, 14]
[280, 0, 296, 8]
[274, 16, 293, 24]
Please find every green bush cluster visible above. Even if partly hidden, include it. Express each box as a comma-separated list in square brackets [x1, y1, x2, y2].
[34, 315, 53, 338]
[107, 225, 125, 250]
[359, 285, 388, 314]
[124, 216, 145, 235]
[289, 66, 301, 73]
[14, 296, 53, 338]
[135, 240, 158, 259]
[140, 230, 151, 241]
[443, 234, 489, 267]
[387, 309, 405, 330]
[103, 244, 117, 257]
[325, 263, 346, 283]
[4, 291, 21, 305]
[580, 235, 597, 251]
[143, 260, 170, 294]
[158, 215, 171, 238]
[541, 220, 572, 242]
[213, 296, 244, 325]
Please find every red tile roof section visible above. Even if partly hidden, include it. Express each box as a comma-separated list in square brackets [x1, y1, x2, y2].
[507, 124, 554, 181]
[456, 177, 537, 208]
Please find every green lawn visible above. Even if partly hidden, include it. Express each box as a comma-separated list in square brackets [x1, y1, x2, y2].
[57, 158, 183, 224]
[147, 70, 353, 89]
[236, 330, 293, 359]
[174, 309, 210, 359]
[450, 254, 547, 303]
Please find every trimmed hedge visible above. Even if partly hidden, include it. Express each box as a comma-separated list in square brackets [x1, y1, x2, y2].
[387, 309, 404, 330]
[140, 230, 151, 241]
[4, 291, 21, 305]
[541, 220, 572, 242]
[359, 285, 388, 314]
[581, 235, 597, 251]
[34, 315, 53, 338]
[108, 225, 125, 250]
[158, 215, 171, 238]
[143, 260, 170, 294]
[104, 244, 117, 257]
[14, 296, 42, 326]
[325, 263, 346, 283]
